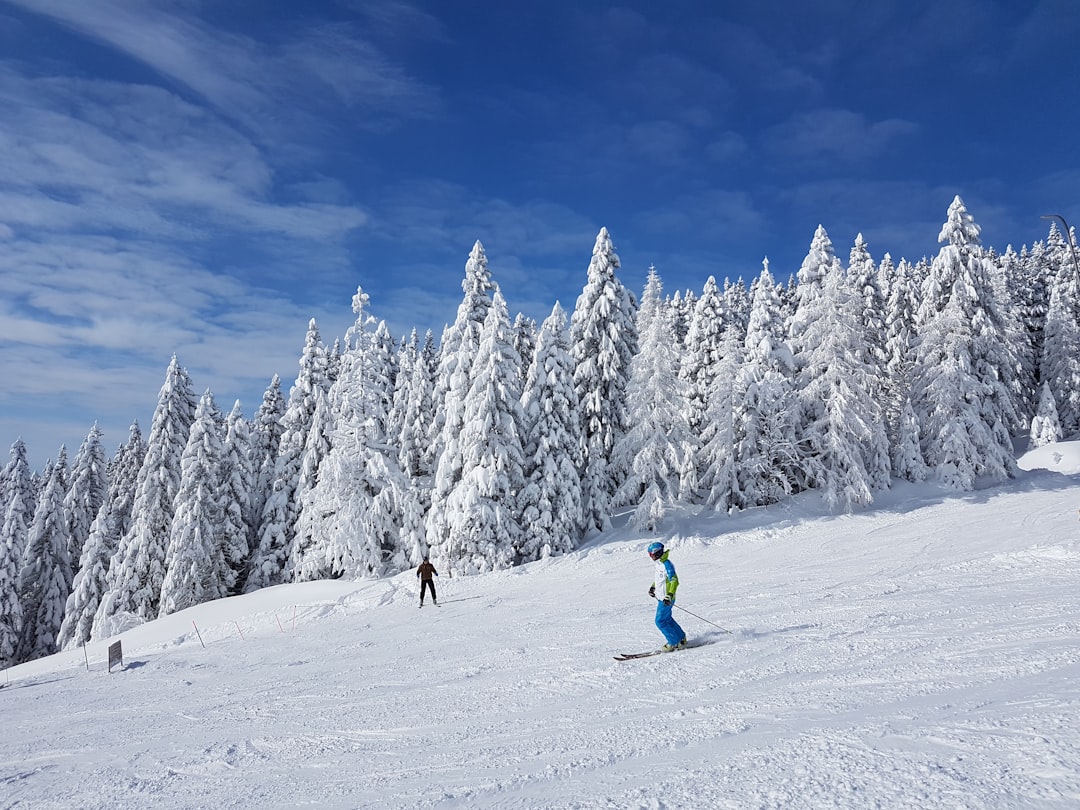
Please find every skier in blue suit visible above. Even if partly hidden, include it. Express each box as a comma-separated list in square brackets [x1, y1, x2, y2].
[647, 542, 687, 651]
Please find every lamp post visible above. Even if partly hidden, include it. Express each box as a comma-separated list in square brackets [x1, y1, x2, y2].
[1040, 213, 1080, 290]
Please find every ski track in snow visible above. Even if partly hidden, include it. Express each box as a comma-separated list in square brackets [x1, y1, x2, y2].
[3, 466, 1080, 808]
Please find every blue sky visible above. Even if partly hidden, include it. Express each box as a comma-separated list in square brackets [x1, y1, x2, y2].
[1, 0, 1078, 468]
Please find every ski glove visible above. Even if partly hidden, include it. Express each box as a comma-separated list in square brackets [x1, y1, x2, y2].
[663, 597, 672, 606]
[648, 585, 655, 598]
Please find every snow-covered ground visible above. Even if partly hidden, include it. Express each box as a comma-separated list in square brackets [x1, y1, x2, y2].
[4, 444, 1080, 809]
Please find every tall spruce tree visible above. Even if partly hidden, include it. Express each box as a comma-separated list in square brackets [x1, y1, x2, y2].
[63, 423, 108, 585]
[61, 424, 145, 649]
[247, 320, 330, 591]
[443, 289, 525, 574]
[734, 262, 798, 507]
[570, 227, 638, 533]
[16, 453, 72, 662]
[96, 357, 195, 626]
[159, 390, 227, 616]
[0, 439, 34, 665]
[427, 242, 496, 566]
[220, 401, 254, 593]
[912, 197, 1017, 489]
[612, 268, 696, 530]
[296, 289, 405, 580]
[519, 302, 582, 560]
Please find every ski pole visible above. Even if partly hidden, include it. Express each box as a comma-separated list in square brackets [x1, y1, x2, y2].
[655, 595, 733, 634]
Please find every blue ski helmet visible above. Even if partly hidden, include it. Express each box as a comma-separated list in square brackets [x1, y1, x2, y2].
[647, 542, 665, 560]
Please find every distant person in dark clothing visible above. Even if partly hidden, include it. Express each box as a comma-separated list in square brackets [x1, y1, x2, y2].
[417, 557, 438, 607]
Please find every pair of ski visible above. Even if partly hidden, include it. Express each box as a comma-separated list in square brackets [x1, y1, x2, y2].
[614, 641, 702, 661]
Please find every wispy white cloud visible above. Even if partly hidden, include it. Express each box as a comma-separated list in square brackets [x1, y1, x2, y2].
[763, 108, 919, 165]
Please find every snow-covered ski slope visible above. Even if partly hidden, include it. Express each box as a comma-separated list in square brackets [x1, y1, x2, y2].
[4, 444, 1080, 809]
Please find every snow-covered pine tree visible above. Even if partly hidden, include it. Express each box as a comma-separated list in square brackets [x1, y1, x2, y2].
[15, 451, 72, 662]
[0, 439, 34, 589]
[791, 259, 890, 510]
[246, 320, 330, 591]
[443, 289, 525, 574]
[426, 242, 496, 562]
[397, 330, 437, 481]
[612, 268, 696, 530]
[1001, 244, 1040, 422]
[1039, 235, 1080, 436]
[680, 275, 728, 437]
[891, 397, 928, 482]
[912, 197, 1018, 488]
[1029, 381, 1063, 449]
[60, 424, 145, 649]
[296, 288, 405, 581]
[63, 423, 108, 587]
[519, 302, 582, 561]
[570, 227, 638, 533]
[734, 261, 798, 507]
[723, 277, 751, 338]
[288, 387, 334, 577]
[0, 439, 34, 665]
[396, 331, 437, 566]
[220, 401, 254, 593]
[882, 257, 921, 456]
[96, 357, 196, 625]
[847, 233, 887, 372]
[697, 326, 746, 512]
[512, 313, 537, 390]
[248, 375, 285, 558]
[159, 390, 227, 616]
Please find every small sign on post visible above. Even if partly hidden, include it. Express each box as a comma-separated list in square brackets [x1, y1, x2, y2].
[107, 640, 123, 673]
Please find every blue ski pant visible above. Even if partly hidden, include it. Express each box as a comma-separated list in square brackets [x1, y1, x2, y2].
[655, 599, 685, 645]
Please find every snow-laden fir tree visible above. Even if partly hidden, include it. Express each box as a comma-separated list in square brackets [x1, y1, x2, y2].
[723, 277, 751, 339]
[246, 320, 330, 591]
[791, 259, 890, 510]
[295, 288, 406, 580]
[1029, 381, 1063, 449]
[387, 330, 420, 454]
[1039, 233, 1080, 436]
[61, 423, 145, 649]
[159, 390, 227, 616]
[395, 331, 438, 565]
[612, 268, 696, 530]
[891, 397, 928, 482]
[680, 275, 729, 436]
[286, 387, 334, 579]
[442, 289, 526, 574]
[1000, 244, 1040, 420]
[734, 261, 798, 507]
[63, 423, 108, 586]
[697, 325, 746, 512]
[847, 233, 887, 371]
[512, 313, 537, 390]
[248, 375, 285, 558]
[96, 357, 196, 626]
[787, 225, 843, 491]
[426, 242, 496, 560]
[396, 330, 437, 481]
[912, 197, 1018, 489]
[519, 302, 582, 560]
[15, 452, 72, 662]
[220, 401, 254, 593]
[882, 257, 921, 454]
[570, 227, 638, 533]
[0, 439, 34, 665]
[1, 439, 34, 586]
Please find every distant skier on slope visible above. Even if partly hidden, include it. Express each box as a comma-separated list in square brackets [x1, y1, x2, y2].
[647, 542, 687, 651]
[417, 556, 439, 607]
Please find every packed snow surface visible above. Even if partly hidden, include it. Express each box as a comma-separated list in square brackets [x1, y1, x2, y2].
[4, 444, 1080, 809]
